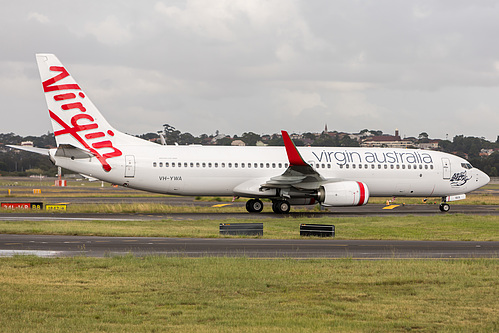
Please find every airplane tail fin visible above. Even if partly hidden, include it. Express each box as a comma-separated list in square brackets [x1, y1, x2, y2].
[35, 54, 142, 172]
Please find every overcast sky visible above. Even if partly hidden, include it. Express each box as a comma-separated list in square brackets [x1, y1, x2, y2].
[1, 0, 498, 141]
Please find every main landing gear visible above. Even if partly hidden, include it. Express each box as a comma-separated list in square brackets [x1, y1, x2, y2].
[245, 199, 291, 214]
[272, 200, 290, 214]
[246, 199, 263, 213]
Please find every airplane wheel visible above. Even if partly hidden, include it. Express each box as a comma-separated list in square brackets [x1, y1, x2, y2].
[271, 201, 279, 213]
[246, 199, 255, 212]
[439, 203, 450, 212]
[246, 199, 263, 213]
[273, 200, 290, 214]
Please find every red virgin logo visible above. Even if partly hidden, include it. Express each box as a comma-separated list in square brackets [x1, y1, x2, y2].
[44, 66, 122, 172]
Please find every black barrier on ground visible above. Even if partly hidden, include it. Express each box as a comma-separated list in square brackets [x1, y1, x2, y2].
[220, 223, 263, 236]
[300, 224, 335, 237]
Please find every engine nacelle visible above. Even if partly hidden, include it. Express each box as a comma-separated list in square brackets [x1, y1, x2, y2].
[317, 181, 369, 207]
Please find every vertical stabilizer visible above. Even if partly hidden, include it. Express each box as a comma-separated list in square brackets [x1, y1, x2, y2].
[36, 54, 123, 171]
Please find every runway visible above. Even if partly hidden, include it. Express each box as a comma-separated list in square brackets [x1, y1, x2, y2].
[0, 202, 497, 223]
[0, 234, 497, 259]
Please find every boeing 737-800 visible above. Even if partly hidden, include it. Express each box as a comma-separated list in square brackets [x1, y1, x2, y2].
[9, 54, 490, 213]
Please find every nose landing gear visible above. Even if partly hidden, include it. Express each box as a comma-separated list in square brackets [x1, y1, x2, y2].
[439, 197, 450, 212]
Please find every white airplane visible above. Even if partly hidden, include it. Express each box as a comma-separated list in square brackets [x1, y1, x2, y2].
[9, 54, 490, 213]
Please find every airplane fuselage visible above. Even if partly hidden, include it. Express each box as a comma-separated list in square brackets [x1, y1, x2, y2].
[50, 143, 489, 199]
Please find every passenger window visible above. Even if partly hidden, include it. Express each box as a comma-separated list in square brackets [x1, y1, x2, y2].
[272, 163, 276, 168]
[221, 163, 225, 168]
[359, 164, 362, 169]
[215, 163, 218, 168]
[378, 164, 381, 169]
[242, 163, 245, 168]
[278, 163, 282, 168]
[260, 163, 264, 168]
[285, 163, 289, 168]
[346, 164, 349, 169]
[165, 162, 169, 167]
[402, 165, 405, 169]
[419, 165, 423, 169]
[178, 162, 181, 167]
[425, 165, 428, 169]
[202, 163, 206, 168]
[430, 165, 433, 170]
[407, 165, 411, 169]
[384, 165, 388, 169]
[352, 164, 356, 169]
[321, 164, 325, 169]
[235, 163, 238, 168]
[153, 162, 157, 167]
[254, 163, 258, 168]
[172, 163, 175, 168]
[339, 164, 343, 169]
[248, 163, 251, 168]
[266, 163, 270, 168]
[208, 163, 212, 168]
[190, 162, 194, 167]
[184, 163, 187, 167]
[371, 164, 374, 169]
[396, 165, 400, 169]
[390, 165, 394, 169]
[159, 162, 163, 167]
[229, 163, 232, 168]
[196, 162, 200, 168]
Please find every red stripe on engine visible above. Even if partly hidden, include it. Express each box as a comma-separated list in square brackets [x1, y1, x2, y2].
[357, 182, 366, 206]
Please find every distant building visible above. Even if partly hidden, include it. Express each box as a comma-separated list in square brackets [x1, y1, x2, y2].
[417, 140, 440, 150]
[480, 148, 497, 157]
[21, 141, 34, 147]
[361, 129, 416, 148]
[231, 140, 246, 146]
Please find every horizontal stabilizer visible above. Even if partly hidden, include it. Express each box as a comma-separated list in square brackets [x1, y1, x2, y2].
[6, 145, 50, 155]
[79, 173, 99, 182]
[55, 144, 93, 159]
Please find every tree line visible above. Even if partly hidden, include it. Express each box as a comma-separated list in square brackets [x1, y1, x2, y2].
[0, 130, 497, 176]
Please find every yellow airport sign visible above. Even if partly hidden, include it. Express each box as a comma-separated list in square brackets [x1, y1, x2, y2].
[46, 204, 67, 211]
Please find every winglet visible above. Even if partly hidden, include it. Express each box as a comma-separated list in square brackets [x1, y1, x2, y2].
[281, 130, 308, 166]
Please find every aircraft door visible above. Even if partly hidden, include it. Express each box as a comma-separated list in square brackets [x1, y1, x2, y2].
[125, 155, 135, 178]
[442, 158, 450, 179]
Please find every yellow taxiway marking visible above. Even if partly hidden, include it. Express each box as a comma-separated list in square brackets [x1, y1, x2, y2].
[4, 243, 22, 246]
[382, 205, 400, 210]
[212, 204, 232, 208]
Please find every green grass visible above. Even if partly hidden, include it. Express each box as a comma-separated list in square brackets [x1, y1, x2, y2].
[0, 256, 497, 332]
[0, 215, 498, 241]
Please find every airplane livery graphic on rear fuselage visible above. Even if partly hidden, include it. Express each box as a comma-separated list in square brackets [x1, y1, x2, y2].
[8, 54, 490, 213]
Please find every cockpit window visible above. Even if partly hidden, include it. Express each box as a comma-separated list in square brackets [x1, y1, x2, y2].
[461, 163, 473, 169]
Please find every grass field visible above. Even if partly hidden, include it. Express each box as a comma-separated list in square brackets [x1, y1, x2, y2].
[0, 256, 497, 332]
[1, 177, 498, 331]
[0, 215, 498, 241]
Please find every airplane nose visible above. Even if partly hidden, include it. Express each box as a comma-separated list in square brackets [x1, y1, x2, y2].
[478, 170, 490, 187]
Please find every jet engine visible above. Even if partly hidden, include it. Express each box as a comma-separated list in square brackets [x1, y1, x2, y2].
[317, 181, 369, 207]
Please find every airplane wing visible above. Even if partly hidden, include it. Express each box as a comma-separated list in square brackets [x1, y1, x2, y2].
[261, 131, 328, 190]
